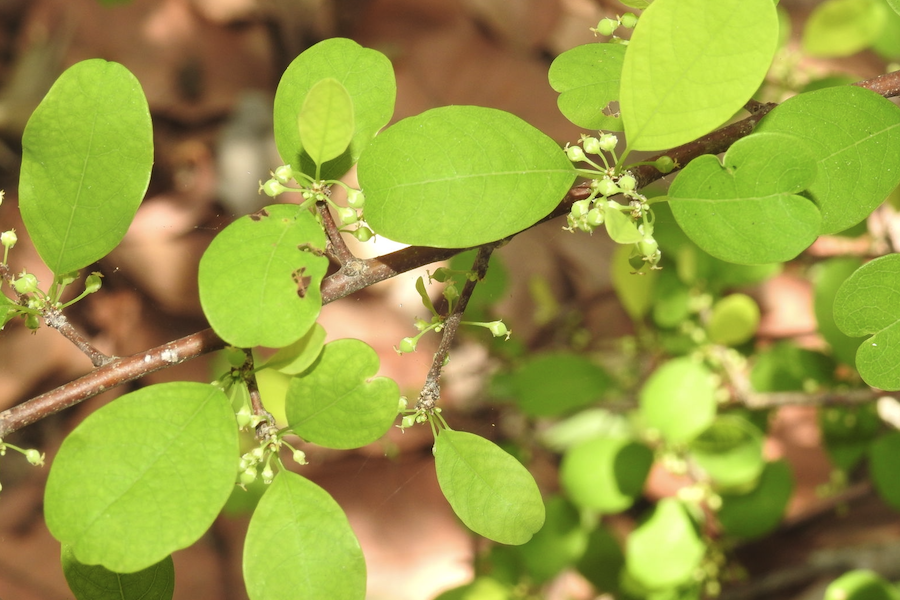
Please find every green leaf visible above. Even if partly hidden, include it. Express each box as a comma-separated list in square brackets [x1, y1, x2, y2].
[258, 323, 326, 375]
[755, 85, 900, 235]
[889, 0, 900, 16]
[869, 432, 900, 509]
[244, 471, 366, 600]
[297, 78, 355, 168]
[358, 105, 576, 248]
[820, 404, 881, 471]
[274, 38, 395, 180]
[548, 43, 626, 131]
[575, 525, 624, 594]
[434, 430, 545, 545]
[825, 570, 900, 600]
[0, 293, 16, 329]
[668, 132, 820, 265]
[620, 0, 778, 151]
[802, 0, 887, 57]
[560, 435, 652, 512]
[286, 339, 399, 449]
[612, 244, 658, 320]
[19, 59, 153, 274]
[604, 204, 644, 244]
[515, 496, 588, 583]
[497, 353, 611, 417]
[689, 415, 765, 490]
[814, 258, 866, 366]
[619, 0, 650, 7]
[833, 254, 900, 390]
[45, 382, 238, 573]
[198, 204, 328, 348]
[433, 578, 511, 600]
[750, 342, 835, 392]
[707, 293, 760, 346]
[639, 357, 716, 443]
[717, 460, 793, 539]
[626, 499, 705, 590]
[62, 545, 174, 600]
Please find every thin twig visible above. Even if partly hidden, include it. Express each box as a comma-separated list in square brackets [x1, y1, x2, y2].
[316, 201, 355, 266]
[43, 308, 113, 367]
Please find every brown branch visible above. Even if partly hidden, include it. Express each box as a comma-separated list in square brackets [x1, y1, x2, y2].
[44, 309, 113, 368]
[316, 201, 355, 266]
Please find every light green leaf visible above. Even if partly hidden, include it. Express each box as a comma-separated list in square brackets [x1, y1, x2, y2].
[690, 415, 765, 490]
[515, 496, 588, 583]
[19, 59, 153, 274]
[548, 43, 626, 131]
[620, 0, 650, 7]
[297, 78, 354, 168]
[258, 323, 326, 375]
[707, 293, 760, 346]
[274, 38, 395, 180]
[755, 85, 900, 234]
[750, 342, 835, 392]
[604, 204, 643, 244]
[286, 339, 399, 449]
[639, 357, 716, 443]
[825, 570, 900, 600]
[889, 0, 900, 16]
[718, 460, 793, 539]
[802, 0, 887, 57]
[62, 545, 174, 600]
[434, 430, 545, 545]
[560, 435, 652, 513]
[45, 382, 238, 573]
[358, 106, 576, 248]
[620, 0, 778, 151]
[813, 258, 866, 366]
[668, 132, 820, 265]
[833, 254, 900, 390]
[612, 244, 658, 320]
[198, 204, 328, 348]
[497, 353, 611, 417]
[626, 499, 705, 589]
[244, 472, 366, 600]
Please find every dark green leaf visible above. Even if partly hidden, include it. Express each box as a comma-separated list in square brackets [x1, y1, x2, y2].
[814, 258, 866, 366]
[515, 496, 588, 583]
[497, 353, 611, 417]
[62, 545, 174, 600]
[690, 415, 765, 490]
[718, 460, 793, 539]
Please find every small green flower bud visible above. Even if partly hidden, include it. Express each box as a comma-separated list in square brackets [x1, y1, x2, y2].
[595, 17, 618, 37]
[337, 206, 358, 225]
[398, 397, 408, 411]
[260, 178, 286, 197]
[400, 414, 417, 429]
[621, 12, 638, 28]
[273, 165, 294, 184]
[487, 321, 509, 338]
[84, 272, 103, 294]
[261, 465, 274, 483]
[565, 145, 586, 162]
[352, 227, 374, 242]
[413, 318, 432, 332]
[235, 404, 253, 429]
[598, 133, 618, 151]
[443, 283, 459, 304]
[639, 236, 659, 258]
[0, 230, 16, 249]
[429, 267, 451, 283]
[292, 449, 308, 465]
[571, 199, 591, 217]
[618, 174, 637, 191]
[250, 447, 265, 461]
[13, 273, 38, 294]
[25, 449, 44, 466]
[240, 468, 257, 486]
[397, 337, 417, 354]
[346, 188, 366, 209]
[586, 208, 605, 227]
[415, 413, 428, 424]
[595, 178, 621, 197]
[582, 136, 601, 155]
[654, 155, 676, 174]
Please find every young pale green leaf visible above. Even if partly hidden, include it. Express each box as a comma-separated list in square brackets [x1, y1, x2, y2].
[889, 0, 900, 15]
[802, 0, 886, 57]
[603, 204, 643, 244]
[707, 293, 761, 346]
[198, 205, 328, 348]
[515, 496, 588, 584]
[825, 570, 900, 600]
[434, 430, 545, 545]
[756, 86, 900, 235]
[690, 415, 765, 490]
[560, 436, 652, 513]
[548, 43, 626, 131]
[626, 499, 705, 590]
[869, 432, 900, 509]
[813, 258, 866, 366]
[257, 323, 326, 375]
[498, 353, 611, 417]
[19, 59, 153, 274]
[668, 132, 820, 265]
[717, 460, 793, 539]
[45, 382, 239, 573]
[639, 357, 716, 444]
[833, 254, 900, 390]
[244, 472, 366, 600]
[297, 78, 355, 168]
[274, 38, 395, 180]
[358, 106, 576, 248]
[612, 244, 658, 320]
[286, 339, 399, 449]
[62, 545, 174, 600]
[620, 0, 778, 151]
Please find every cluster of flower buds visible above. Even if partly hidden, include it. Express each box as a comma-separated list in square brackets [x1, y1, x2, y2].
[592, 12, 639, 40]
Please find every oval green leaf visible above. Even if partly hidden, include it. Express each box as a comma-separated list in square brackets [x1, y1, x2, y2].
[717, 459, 793, 539]
[802, 0, 886, 57]
[821, 404, 880, 471]
[244, 472, 366, 600]
[756, 85, 900, 235]
[358, 105, 576, 248]
[19, 59, 153, 274]
[548, 43, 625, 131]
[668, 132, 821, 265]
[515, 496, 588, 583]
[286, 338, 399, 449]
[274, 38, 395, 180]
[62, 545, 174, 600]
[297, 78, 355, 168]
[639, 357, 717, 444]
[690, 415, 765, 490]
[825, 570, 900, 600]
[499, 352, 611, 417]
[434, 430, 545, 545]
[869, 432, 900, 509]
[45, 382, 239, 573]
[620, 0, 778, 151]
[560, 435, 652, 513]
[813, 258, 866, 366]
[258, 322, 326, 375]
[198, 204, 328, 348]
[833, 254, 900, 390]
[626, 498, 705, 590]
[707, 293, 761, 346]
